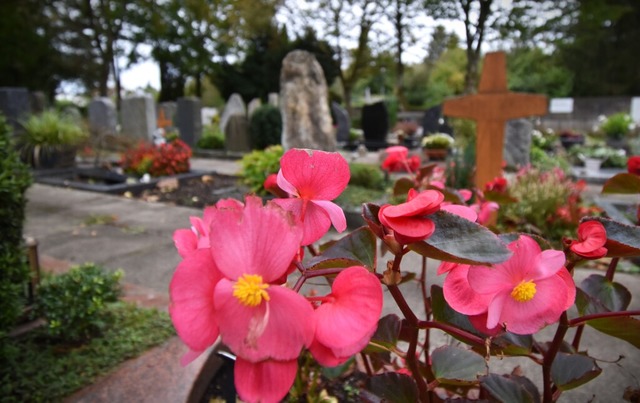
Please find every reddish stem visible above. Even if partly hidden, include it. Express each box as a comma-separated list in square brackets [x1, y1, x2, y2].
[543, 312, 569, 403]
[569, 310, 640, 327]
[605, 257, 619, 282]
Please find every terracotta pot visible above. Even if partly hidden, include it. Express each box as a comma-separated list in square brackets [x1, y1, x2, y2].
[423, 148, 449, 161]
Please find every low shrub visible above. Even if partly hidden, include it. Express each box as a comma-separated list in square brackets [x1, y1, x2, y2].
[197, 125, 224, 150]
[240, 145, 284, 195]
[0, 114, 32, 333]
[348, 163, 385, 190]
[250, 105, 282, 150]
[33, 263, 123, 341]
[121, 138, 192, 177]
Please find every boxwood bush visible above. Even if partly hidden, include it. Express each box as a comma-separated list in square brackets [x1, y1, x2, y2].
[249, 105, 282, 150]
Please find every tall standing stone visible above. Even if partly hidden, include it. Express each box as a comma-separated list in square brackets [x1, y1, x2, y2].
[280, 50, 335, 151]
[176, 97, 202, 147]
[248, 98, 262, 118]
[361, 101, 388, 150]
[503, 119, 533, 169]
[219, 93, 246, 135]
[121, 95, 156, 141]
[88, 97, 117, 136]
[225, 114, 251, 152]
[0, 87, 31, 133]
[331, 102, 351, 144]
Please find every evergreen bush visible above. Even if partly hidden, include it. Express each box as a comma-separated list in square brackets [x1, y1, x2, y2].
[0, 114, 32, 333]
[249, 105, 282, 150]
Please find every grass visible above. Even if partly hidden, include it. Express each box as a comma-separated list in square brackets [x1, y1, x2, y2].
[1, 302, 176, 402]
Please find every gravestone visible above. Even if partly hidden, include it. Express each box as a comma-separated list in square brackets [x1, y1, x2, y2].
[157, 102, 177, 129]
[280, 50, 335, 151]
[121, 95, 156, 141]
[176, 97, 202, 147]
[248, 98, 262, 118]
[61, 106, 83, 125]
[332, 102, 351, 144]
[268, 93, 279, 107]
[219, 93, 246, 135]
[224, 114, 251, 152]
[443, 51, 547, 189]
[631, 97, 640, 123]
[422, 105, 453, 136]
[30, 91, 47, 114]
[503, 119, 533, 169]
[361, 101, 388, 150]
[88, 97, 117, 136]
[0, 87, 31, 133]
[201, 107, 217, 126]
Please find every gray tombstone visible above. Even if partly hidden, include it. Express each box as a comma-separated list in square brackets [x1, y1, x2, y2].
[331, 102, 350, 144]
[121, 95, 156, 141]
[176, 97, 202, 147]
[224, 114, 251, 153]
[30, 91, 47, 114]
[268, 93, 279, 107]
[219, 93, 246, 135]
[0, 87, 31, 133]
[280, 50, 336, 151]
[503, 119, 533, 169]
[88, 97, 117, 136]
[157, 102, 177, 127]
[248, 98, 262, 118]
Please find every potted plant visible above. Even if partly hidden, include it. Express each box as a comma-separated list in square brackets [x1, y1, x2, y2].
[421, 132, 454, 160]
[17, 110, 88, 169]
[569, 143, 626, 173]
[558, 129, 585, 150]
[599, 112, 635, 149]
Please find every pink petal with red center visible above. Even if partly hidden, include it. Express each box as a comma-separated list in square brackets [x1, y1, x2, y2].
[209, 196, 302, 282]
[530, 249, 565, 280]
[314, 267, 382, 351]
[214, 279, 315, 362]
[279, 148, 350, 200]
[441, 204, 478, 222]
[491, 275, 572, 335]
[311, 200, 347, 233]
[381, 190, 444, 218]
[274, 197, 331, 245]
[443, 264, 493, 315]
[234, 357, 298, 403]
[169, 249, 222, 353]
[173, 229, 197, 258]
[308, 338, 351, 367]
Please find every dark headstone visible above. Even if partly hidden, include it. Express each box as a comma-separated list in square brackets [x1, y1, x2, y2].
[176, 97, 202, 147]
[331, 102, 350, 144]
[224, 114, 251, 153]
[422, 105, 453, 136]
[361, 101, 388, 150]
[503, 119, 533, 169]
[280, 50, 335, 151]
[0, 87, 31, 133]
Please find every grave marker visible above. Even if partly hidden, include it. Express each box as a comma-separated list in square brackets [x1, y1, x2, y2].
[176, 97, 202, 147]
[88, 97, 117, 136]
[248, 98, 262, 118]
[121, 95, 156, 141]
[331, 102, 350, 144]
[219, 94, 246, 135]
[0, 87, 31, 133]
[361, 101, 388, 150]
[443, 51, 547, 189]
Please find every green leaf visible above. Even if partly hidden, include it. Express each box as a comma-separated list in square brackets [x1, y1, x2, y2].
[425, 184, 465, 204]
[490, 332, 533, 356]
[306, 227, 377, 270]
[363, 373, 418, 403]
[392, 177, 414, 197]
[551, 352, 601, 391]
[602, 173, 640, 194]
[578, 274, 631, 312]
[484, 189, 518, 204]
[321, 356, 355, 379]
[480, 374, 540, 403]
[431, 285, 480, 337]
[365, 314, 402, 354]
[410, 211, 512, 265]
[431, 345, 485, 385]
[582, 217, 640, 257]
[362, 203, 384, 238]
[583, 315, 640, 349]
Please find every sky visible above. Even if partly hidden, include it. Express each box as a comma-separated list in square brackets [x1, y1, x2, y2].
[119, 15, 467, 92]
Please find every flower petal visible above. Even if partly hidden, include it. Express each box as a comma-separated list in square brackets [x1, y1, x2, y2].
[311, 200, 347, 233]
[441, 204, 478, 222]
[308, 338, 350, 367]
[209, 196, 302, 282]
[235, 357, 298, 403]
[314, 267, 382, 351]
[280, 148, 350, 200]
[173, 229, 197, 258]
[530, 249, 565, 280]
[275, 198, 332, 245]
[276, 169, 299, 197]
[214, 279, 315, 362]
[381, 190, 444, 218]
[169, 249, 222, 352]
[443, 264, 493, 315]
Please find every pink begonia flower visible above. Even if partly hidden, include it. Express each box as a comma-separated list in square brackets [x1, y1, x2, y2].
[173, 199, 243, 257]
[263, 173, 288, 198]
[309, 266, 383, 366]
[471, 200, 500, 225]
[443, 235, 576, 335]
[570, 221, 608, 259]
[381, 146, 420, 173]
[378, 189, 444, 244]
[274, 149, 350, 245]
[234, 357, 298, 403]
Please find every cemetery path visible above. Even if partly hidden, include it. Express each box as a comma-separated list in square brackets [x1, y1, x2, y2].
[23, 155, 640, 403]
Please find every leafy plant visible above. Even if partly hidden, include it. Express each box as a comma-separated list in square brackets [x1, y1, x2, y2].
[348, 163, 386, 190]
[600, 112, 634, 140]
[239, 145, 283, 194]
[569, 143, 627, 167]
[197, 125, 225, 149]
[249, 104, 282, 150]
[3, 302, 175, 401]
[121, 138, 192, 177]
[33, 263, 123, 341]
[422, 132, 454, 149]
[0, 114, 32, 333]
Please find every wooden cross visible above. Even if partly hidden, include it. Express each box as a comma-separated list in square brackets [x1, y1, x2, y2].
[157, 109, 173, 129]
[443, 51, 548, 190]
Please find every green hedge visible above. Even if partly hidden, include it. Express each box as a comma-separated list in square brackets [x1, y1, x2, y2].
[249, 104, 282, 150]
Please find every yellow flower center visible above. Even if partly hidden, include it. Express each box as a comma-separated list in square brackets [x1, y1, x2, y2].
[511, 280, 537, 302]
[233, 274, 270, 307]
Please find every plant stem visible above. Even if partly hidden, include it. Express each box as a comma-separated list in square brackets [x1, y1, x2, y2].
[420, 257, 431, 366]
[568, 310, 640, 327]
[291, 267, 346, 293]
[605, 257, 619, 282]
[417, 321, 486, 348]
[542, 312, 569, 403]
[571, 325, 584, 351]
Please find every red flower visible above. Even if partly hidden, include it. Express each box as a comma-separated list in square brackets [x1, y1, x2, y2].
[485, 176, 507, 193]
[381, 146, 419, 173]
[570, 221, 608, 259]
[628, 156, 640, 175]
[378, 189, 444, 244]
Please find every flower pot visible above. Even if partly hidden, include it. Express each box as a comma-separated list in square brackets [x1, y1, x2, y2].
[560, 136, 585, 150]
[423, 148, 449, 161]
[584, 158, 603, 174]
